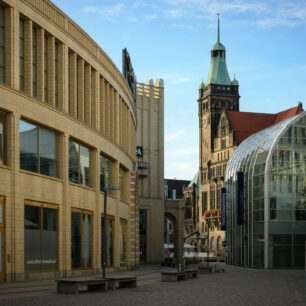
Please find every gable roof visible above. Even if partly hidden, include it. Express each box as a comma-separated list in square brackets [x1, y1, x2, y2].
[228, 105, 303, 144]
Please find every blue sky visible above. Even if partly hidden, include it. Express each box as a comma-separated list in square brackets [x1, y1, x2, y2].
[52, 0, 306, 180]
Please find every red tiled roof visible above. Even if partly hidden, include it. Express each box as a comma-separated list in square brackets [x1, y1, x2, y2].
[273, 105, 303, 124]
[228, 105, 304, 144]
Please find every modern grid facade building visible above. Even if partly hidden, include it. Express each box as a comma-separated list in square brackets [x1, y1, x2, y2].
[0, 0, 138, 282]
[225, 111, 306, 268]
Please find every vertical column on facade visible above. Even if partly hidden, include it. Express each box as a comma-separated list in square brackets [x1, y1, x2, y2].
[91, 149, 100, 270]
[99, 76, 105, 135]
[125, 105, 128, 152]
[58, 43, 66, 112]
[47, 36, 55, 107]
[112, 161, 120, 268]
[109, 87, 114, 141]
[68, 52, 77, 118]
[12, 7, 19, 90]
[84, 63, 91, 126]
[119, 98, 122, 147]
[91, 70, 99, 130]
[115, 92, 120, 145]
[60, 134, 70, 276]
[77, 58, 84, 122]
[127, 171, 134, 267]
[104, 81, 110, 138]
[36, 28, 44, 101]
[24, 19, 32, 95]
[4, 7, 13, 86]
[13, 118, 25, 280]
[156, 79, 164, 198]
[127, 111, 131, 156]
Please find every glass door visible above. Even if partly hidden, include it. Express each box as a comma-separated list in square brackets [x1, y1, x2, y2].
[0, 198, 4, 282]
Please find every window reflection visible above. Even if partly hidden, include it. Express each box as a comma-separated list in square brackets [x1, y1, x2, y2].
[24, 204, 58, 271]
[69, 140, 90, 187]
[20, 120, 57, 177]
[71, 211, 92, 269]
[100, 154, 111, 191]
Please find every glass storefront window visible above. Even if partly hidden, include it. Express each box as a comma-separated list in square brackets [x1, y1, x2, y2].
[69, 140, 91, 187]
[71, 211, 92, 269]
[24, 204, 58, 271]
[101, 216, 114, 267]
[0, 112, 6, 165]
[20, 120, 57, 177]
[100, 154, 111, 191]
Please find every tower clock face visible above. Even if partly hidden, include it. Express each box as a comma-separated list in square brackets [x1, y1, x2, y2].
[203, 115, 208, 127]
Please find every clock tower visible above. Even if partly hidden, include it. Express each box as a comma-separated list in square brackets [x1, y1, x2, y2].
[197, 15, 240, 254]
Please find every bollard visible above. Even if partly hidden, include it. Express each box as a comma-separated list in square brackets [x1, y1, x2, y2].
[178, 264, 182, 272]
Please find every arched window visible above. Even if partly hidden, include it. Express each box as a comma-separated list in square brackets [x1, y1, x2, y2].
[211, 237, 215, 251]
[217, 237, 222, 250]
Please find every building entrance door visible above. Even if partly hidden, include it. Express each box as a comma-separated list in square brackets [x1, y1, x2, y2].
[0, 197, 5, 282]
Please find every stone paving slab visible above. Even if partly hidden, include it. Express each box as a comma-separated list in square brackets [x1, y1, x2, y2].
[0, 264, 305, 306]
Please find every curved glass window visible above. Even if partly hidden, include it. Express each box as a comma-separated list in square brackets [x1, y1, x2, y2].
[225, 111, 306, 268]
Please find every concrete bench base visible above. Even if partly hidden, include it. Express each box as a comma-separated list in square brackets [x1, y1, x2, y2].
[185, 269, 198, 279]
[198, 267, 212, 274]
[56, 278, 108, 294]
[108, 276, 137, 290]
[161, 272, 187, 282]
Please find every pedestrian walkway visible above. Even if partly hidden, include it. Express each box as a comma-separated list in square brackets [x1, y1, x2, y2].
[0, 264, 305, 306]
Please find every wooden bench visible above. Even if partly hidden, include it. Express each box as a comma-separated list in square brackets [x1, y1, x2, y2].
[185, 269, 198, 279]
[56, 278, 108, 294]
[107, 276, 137, 290]
[161, 271, 187, 282]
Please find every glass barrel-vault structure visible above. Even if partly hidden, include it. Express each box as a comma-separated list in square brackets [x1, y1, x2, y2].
[224, 111, 306, 268]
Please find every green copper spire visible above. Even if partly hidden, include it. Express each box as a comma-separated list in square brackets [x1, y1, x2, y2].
[217, 13, 220, 44]
[199, 77, 205, 89]
[205, 14, 232, 86]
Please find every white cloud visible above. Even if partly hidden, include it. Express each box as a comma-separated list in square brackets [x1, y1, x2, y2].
[165, 160, 198, 180]
[82, 3, 125, 20]
[82, 6, 98, 13]
[161, 0, 306, 28]
[165, 130, 183, 141]
[145, 15, 158, 20]
[166, 147, 198, 157]
[172, 77, 194, 84]
[103, 4, 124, 16]
[164, 9, 185, 18]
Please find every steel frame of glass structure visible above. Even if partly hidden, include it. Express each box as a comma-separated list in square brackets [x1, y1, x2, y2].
[225, 111, 306, 268]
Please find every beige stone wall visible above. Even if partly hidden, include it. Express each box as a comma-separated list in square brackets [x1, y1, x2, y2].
[0, 0, 138, 282]
[136, 79, 164, 263]
[198, 94, 238, 256]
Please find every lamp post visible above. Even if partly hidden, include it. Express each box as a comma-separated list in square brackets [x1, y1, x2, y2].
[102, 185, 120, 279]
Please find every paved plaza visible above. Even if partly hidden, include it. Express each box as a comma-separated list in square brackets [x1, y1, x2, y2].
[0, 264, 305, 306]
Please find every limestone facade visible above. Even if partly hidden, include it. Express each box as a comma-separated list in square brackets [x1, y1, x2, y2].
[136, 79, 164, 263]
[0, 0, 138, 282]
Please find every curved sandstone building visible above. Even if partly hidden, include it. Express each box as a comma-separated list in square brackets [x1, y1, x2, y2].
[0, 0, 138, 281]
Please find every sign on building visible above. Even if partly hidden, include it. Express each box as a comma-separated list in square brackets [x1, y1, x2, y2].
[237, 171, 244, 225]
[136, 146, 143, 158]
[136, 161, 149, 169]
[221, 187, 226, 230]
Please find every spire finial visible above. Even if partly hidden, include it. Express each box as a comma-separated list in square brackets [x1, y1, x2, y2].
[217, 13, 220, 43]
